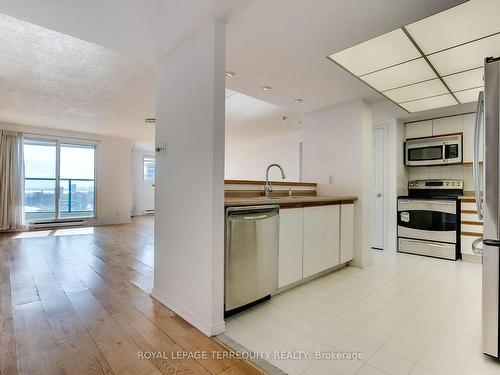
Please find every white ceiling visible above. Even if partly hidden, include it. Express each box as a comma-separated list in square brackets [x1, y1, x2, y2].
[0, 0, 464, 141]
[0, 0, 249, 62]
[225, 0, 464, 114]
[328, 0, 499, 113]
[225, 90, 302, 143]
[0, 11, 298, 143]
[0, 13, 155, 141]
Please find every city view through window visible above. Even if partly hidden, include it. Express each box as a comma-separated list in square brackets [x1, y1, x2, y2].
[24, 139, 96, 221]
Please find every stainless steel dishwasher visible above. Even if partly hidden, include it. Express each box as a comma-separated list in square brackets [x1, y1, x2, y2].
[225, 205, 279, 315]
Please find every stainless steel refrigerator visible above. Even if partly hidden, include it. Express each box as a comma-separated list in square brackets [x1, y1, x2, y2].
[474, 56, 500, 358]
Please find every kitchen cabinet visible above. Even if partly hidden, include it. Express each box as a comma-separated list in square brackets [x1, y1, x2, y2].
[324, 205, 341, 269]
[277, 203, 353, 288]
[405, 116, 463, 139]
[303, 206, 326, 278]
[303, 205, 340, 278]
[405, 120, 432, 139]
[463, 113, 483, 163]
[340, 204, 354, 263]
[278, 208, 304, 288]
[432, 115, 462, 136]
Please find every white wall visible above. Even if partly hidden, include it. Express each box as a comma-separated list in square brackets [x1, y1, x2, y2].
[132, 146, 155, 216]
[225, 130, 302, 181]
[302, 99, 372, 267]
[153, 21, 225, 336]
[0, 121, 132, 225]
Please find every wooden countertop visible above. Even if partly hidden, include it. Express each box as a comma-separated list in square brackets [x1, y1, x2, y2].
[459, 191, 480, 201]
[225, 179, 317, 187]
[224, 195, 357, 208]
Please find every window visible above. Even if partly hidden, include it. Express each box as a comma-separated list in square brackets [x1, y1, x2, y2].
[143, 156, 155, 182]
[24, 139, 57, 220]
[23, 139, 96, 221]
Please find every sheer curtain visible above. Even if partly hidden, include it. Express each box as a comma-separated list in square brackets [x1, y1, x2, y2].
[0, 130, 24, 230]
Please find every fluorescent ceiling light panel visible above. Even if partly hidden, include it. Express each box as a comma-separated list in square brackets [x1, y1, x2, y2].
[400, 94, 457, 113]
[383, 79, 448, 103]
[329, 29, 420, 76]
[454, 86, 484, 103]
[443, 67, 483, 92]
[428, 33, 500, 76]
[405, 0, 500, 54]
[361, 58, 436, 92]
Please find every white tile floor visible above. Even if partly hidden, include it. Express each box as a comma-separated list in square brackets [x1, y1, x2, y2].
[224, 250, 500, 375]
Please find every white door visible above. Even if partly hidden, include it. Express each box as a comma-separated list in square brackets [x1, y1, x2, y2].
[372, 127, 385, 250]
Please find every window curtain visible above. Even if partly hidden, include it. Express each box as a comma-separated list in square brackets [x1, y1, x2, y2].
[0, 130, 24, 230]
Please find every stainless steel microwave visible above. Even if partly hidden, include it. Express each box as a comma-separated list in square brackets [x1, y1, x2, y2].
[404, 134, 463, 166]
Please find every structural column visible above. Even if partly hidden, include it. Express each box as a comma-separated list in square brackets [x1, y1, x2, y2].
[153, 21, 226, 336]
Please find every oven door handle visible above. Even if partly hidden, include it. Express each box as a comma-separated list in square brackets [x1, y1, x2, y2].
[399, 199, 456, 205]
[402, 239, 452, 248]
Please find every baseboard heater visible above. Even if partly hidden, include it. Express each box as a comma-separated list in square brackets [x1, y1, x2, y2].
[29, 219, 88, 230]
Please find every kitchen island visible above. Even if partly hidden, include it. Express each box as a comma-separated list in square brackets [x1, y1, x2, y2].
[224, 179, 358, 292]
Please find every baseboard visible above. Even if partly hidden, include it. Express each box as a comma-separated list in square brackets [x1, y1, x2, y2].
[92, 218, 132, 226]
[348, 259, 366, 268]
[462, 253, 482, 263]
[151, 288, 225, 337]
[275, 262, 348, 294]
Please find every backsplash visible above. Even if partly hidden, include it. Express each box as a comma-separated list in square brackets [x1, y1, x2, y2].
[407, 164, 482, 192]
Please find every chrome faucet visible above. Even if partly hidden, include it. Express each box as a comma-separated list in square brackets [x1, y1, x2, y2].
[265, 164, 286, 197]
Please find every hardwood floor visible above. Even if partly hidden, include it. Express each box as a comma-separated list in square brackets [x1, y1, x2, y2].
[0, 217, 263, 375]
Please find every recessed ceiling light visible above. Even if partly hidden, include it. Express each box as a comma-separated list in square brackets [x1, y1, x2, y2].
[261, 86, 272, 91]
[294, 98, 303, 103]
[225, 71, 236, 77]
[145, 118, 156, 125]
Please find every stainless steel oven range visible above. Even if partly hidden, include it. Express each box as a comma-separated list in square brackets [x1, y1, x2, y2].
[397, 179, 463, 260]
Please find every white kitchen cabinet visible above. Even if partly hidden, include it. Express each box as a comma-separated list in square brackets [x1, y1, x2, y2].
[463, 113, 483, 163]
[432, 115, 462, 136]
[405, 120, 432, 139]
[303, 206, 325, 278]
[303, 205, 341, 278]
[278, 208, 304, 288]
[340, 204, 354, 263]
[324, 205, 340, 269]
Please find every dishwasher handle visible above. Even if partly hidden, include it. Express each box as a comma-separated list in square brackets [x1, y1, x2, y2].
[228, 210, 279, 222]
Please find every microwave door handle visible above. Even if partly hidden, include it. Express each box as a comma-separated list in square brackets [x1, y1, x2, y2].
[473, 90, 485, 220]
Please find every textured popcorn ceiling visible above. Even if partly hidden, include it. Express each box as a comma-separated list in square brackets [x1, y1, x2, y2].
[0, 13, 155, 142]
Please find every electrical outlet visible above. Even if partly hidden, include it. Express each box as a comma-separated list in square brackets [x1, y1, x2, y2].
[328, 175, 334, 184]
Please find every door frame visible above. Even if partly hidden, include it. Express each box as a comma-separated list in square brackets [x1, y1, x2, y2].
[372, 125, 387, 250]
